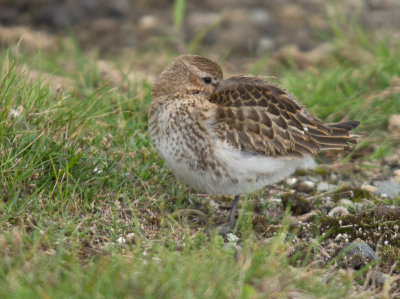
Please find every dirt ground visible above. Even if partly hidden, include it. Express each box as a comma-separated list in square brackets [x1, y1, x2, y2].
[1, 0, 399, 61]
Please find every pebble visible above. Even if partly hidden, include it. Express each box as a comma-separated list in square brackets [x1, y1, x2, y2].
[368, 270, 387, 286]
[361, 184, 377, 193]
[388, 114, 400, 134]
[286, 177, 298, 186]
[339, 241, 377, 261]
[335, 233, 349, 242]
[394, 169, 400, 182]
[117, 237, 126, 244]
[338, 198, 355, 208]
[317, 182, 336, 192]
[328, 206, 349, 217]
[251, 8, 271, 25]
[374, 181, 400, 199]
[126, 233, 135, 242]
[258, 36, 274, 52]
[208, 200, 219, 210]
[226, 233, 239, 243]
[138, 15, 158, 30]
[295, 180, 315, 193]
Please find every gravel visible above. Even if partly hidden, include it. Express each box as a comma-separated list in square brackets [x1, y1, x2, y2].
[374, 181, 400, 199]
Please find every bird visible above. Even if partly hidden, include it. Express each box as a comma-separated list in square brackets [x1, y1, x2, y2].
[148, 54, 359, 232]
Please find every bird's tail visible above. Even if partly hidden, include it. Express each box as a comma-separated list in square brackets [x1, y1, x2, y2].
[310, 120, 360, 151]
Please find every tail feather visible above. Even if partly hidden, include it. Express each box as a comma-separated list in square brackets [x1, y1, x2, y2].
[310, 120, 360, 151]
[328, 120, 360, 131]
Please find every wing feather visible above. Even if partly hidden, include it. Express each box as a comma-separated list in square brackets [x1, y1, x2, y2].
[209, 76, 359, 157]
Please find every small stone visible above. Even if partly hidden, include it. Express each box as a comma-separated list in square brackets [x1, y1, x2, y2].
[138, 15, 157, 30]
[368, 270, 386, 286]
[126, 233, 135, 242]
[361, 184, 377, 193]
[388, 114, 400, 134]
[317, 182, 336, 192]
[272, 198, 282, 204]
[374, 181, 400, 199]
[209, 200, 219, 210]
[394, 169, 400, 182]
[385, 154, 400, 167]
[295, 181, 315, 193]
[251, 9, 271, 25]
[338, 198, 354, 207]
[338, 241, 377, 269]
[258, 36, 274, 52]
[117, 237, 126, 244]
[226, 233, 239, 243]
[335, 233, 349, 241]
[286, 177, 297, 186]
[328, 206, 349, 217]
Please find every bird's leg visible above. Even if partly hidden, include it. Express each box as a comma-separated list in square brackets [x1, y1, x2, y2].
[208, 195, 241, 235]
[227, 195, 240, 227]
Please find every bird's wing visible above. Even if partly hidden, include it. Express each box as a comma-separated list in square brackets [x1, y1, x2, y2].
[208, 76, 359, 157]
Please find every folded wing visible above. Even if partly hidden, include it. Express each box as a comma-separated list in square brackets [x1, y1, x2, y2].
[208, 76, 359, 158]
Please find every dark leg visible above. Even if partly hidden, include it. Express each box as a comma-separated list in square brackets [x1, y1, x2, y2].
[227, 195, 240, 226]
[208, 195, 241, 235]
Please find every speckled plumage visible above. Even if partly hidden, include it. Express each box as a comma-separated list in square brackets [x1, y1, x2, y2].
[149, 55, 359, 225]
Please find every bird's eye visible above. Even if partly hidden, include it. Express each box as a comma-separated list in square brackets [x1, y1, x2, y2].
[202, 77, 212, 84]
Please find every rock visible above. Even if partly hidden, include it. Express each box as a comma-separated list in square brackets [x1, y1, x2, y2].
[285, 177, 298, 186]
[338, 198, 355, 208]
[367, 270, 387, 286]
[317, 182, 336, 192]
[126, 233, 135, 242]
[374, 181, 400, 199]
[338, 241, 377, 269]
[226, 233, 239, 243]
[361, 184, 377, 193]
[328, 206, 349, 217]
[294, 181, 315, 193]
[138, 15, 158, 30]
[388, 114, 400, 134]
[117, 236, 126, 244]
[208, 200, 220, 211]
[251, 8, 271, 25]
[394, 169, 400, 182]
[268, 198, 282, 204]
[335, 233, 350, 242]
[258, 36, 274, 53]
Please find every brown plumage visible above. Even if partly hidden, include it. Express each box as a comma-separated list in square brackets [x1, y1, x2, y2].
[209, 75, 359, 157]
[149, 54, 359, 232]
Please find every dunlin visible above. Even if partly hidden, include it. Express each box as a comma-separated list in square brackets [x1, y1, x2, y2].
[149, 55, 359, 230]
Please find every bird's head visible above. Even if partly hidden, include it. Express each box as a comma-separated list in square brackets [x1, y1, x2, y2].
[152, 55, 223, 99]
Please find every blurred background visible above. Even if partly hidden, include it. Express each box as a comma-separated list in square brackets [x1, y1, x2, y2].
[1, 0, 399, 71]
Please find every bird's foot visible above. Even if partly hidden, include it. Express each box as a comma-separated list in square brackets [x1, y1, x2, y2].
[215, 222, 236, 235]
[204, 220, 237, 235]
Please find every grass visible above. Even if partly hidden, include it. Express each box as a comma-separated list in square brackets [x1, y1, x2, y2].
[0, 24, 399, 297]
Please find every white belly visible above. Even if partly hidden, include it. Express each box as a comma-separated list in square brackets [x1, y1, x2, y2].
[156, 136, 316, 195]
